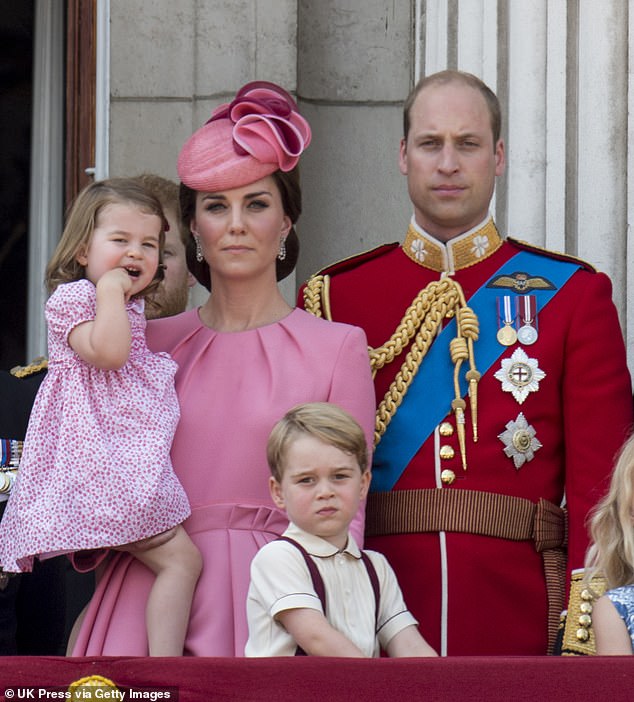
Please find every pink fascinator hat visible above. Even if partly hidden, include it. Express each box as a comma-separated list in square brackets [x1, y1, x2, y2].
[178, 81, 312, 192]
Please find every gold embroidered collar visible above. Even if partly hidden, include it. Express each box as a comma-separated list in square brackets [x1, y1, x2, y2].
[402, 217, 503, 273]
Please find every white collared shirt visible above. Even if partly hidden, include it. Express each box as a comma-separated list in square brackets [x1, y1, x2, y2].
[245, 522, 417, 657]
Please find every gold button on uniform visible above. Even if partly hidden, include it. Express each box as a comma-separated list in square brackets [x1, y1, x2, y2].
[439, 445, 455, 460]
[439, 422, 454, 437]
[441, 469, 455, 485]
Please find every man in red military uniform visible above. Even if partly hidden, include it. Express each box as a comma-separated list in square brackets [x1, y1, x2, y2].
[300, 70, 633, 655]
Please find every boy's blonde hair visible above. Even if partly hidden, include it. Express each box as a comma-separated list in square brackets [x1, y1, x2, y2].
[267, 402, 368, 482]
[585, 434, 634, 588]
[46, 177, 167, 296]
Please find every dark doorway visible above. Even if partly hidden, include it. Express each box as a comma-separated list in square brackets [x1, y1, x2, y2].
[0, 1, 33, 368]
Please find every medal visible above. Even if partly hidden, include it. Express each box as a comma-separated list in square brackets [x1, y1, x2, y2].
[494, 348, 546, 404]
[517, 295, 538, 345]
[518, 325, 537, 345]
[498, 412, 542, 469]
[497, 325, 517, 345]
[496, 296, 517, 346]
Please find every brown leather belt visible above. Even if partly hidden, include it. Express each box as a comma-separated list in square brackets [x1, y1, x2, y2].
[366, 488, 567, 653]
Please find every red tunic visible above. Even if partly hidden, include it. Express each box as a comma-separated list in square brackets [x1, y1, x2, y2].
[299, 220, 633, 655]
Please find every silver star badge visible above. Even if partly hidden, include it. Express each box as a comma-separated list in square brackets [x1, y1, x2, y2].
[494, 348, 546, 404]
[498, 412, 542, 469]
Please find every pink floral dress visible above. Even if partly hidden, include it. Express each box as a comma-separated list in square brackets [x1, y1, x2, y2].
[0, 279, 190, 572]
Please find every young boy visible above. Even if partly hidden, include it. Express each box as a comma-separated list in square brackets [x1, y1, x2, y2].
[245, 402, 437, 657]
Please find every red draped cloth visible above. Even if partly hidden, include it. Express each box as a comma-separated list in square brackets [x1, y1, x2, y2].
[0, 657, 631, 701]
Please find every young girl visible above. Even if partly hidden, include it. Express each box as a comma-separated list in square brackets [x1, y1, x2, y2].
[0, 178, 202, 656]
[585, 434, 634, 654]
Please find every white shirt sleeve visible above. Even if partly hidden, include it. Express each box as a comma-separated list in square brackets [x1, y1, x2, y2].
[245, 539, 323, 657]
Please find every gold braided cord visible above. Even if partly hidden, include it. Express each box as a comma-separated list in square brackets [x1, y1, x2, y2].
[10, 356, 48, 378]
[373, 280, 479, 462]
[450, 337, 469, 470]
[303, 275, 328, 319]
[368, 278, 460, 376]
[373, 279, 461, 443]
[302, 273, 480, 465]
[457, 307, 480, 440]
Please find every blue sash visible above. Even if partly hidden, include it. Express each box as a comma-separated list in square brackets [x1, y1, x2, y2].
[371, 250, 580, 492]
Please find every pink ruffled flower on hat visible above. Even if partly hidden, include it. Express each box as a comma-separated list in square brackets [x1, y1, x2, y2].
[209, 81, 311, 172]
[178, 81, 312, 192]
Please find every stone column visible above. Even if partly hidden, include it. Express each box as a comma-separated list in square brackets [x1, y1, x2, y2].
[295, 0, 414, 285]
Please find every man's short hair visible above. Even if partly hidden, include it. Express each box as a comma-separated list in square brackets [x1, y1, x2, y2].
[403, 69, 502, 146]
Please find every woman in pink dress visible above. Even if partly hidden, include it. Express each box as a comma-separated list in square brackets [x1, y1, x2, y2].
[72, 82, 376, 656]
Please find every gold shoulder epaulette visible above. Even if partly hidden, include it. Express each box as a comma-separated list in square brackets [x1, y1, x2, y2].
[508, 237, 596, 273]
[10, 356, 48, 379]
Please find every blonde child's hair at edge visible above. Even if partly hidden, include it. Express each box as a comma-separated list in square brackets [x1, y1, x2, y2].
[585, 434, 634, 589]
[267, 402, 368, 482]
